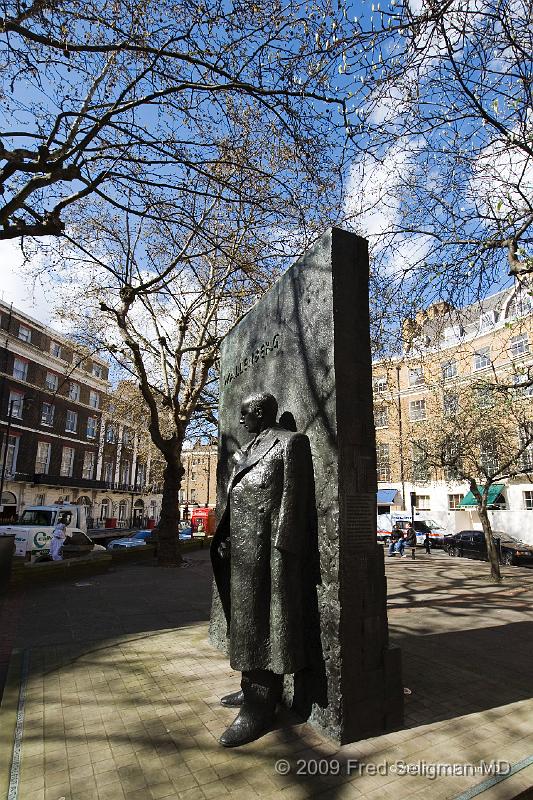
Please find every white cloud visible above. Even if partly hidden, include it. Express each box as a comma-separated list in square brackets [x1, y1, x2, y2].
[0, 240, 57, 326]
[343, 137, 433, 275]
[471, 128, 533, 221]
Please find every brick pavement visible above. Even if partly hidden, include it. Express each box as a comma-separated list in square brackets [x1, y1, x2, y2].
[2, 550, 533, 800]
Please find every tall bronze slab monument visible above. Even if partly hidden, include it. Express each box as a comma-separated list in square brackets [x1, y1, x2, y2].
[211, 228, 403, 743]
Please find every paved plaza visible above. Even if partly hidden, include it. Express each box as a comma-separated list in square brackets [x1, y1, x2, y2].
[1, 550, 533, 800]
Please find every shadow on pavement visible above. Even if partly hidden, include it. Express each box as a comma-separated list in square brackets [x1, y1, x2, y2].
[396, 620, 533, 728]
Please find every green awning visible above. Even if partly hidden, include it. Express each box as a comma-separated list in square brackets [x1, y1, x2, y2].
[459, 484, 505, 507]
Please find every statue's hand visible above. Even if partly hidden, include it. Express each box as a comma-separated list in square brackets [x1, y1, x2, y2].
[218, 539, 231, 560]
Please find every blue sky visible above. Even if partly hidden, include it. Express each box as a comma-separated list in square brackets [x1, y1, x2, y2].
[1, 0, 530, 325]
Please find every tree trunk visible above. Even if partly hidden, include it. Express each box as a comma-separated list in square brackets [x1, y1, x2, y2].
[157, 458, 184, 567]
[479, 503, 502, 583]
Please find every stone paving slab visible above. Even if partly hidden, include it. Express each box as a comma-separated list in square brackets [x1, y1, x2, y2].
[2, 551, 533, 800]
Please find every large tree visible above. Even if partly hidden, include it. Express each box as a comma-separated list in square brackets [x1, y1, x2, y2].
[341, 0, 533, 305]
[404, 336, 533, 583]
[0, 0, 347, 242]
[54, 192, 319, 565]
[1, 0, 354, 563]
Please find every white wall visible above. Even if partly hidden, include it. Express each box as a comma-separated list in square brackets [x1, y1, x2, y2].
[448, 508, 533, 543]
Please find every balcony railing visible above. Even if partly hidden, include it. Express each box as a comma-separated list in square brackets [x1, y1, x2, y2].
[14, 472, 107, 490]
[11, 473, 162, 494]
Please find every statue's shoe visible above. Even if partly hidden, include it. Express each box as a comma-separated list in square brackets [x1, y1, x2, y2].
[219, 706, 274, 747]
[220, 689, 244, 708]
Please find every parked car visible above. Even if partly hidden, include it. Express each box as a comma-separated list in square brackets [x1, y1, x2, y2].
[107, 530, 152, 550]
[138, 526, 193, 548]
[444, 530, 533, 566]
[35, 530, 106, 561]
[379, 519, 447, 548]
[177, 522, 193, 540]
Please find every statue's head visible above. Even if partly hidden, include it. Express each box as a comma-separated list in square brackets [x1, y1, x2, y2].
[240, 392, 278, 433]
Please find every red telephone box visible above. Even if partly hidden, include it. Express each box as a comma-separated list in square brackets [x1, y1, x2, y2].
[190, 507, 216, 535]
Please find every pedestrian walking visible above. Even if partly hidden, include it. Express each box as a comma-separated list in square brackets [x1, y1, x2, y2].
[424, 533, 431, 554]
[49, 522, 66, 561]
[406, 524, 417, 559]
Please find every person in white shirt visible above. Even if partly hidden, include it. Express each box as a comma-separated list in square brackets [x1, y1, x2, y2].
[49, 523, 66, 561]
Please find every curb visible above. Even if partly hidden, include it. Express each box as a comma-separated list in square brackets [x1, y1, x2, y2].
[0, 649, 23, 800]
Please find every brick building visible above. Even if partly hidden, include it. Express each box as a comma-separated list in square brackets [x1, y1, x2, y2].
[179, 441, 217, 517]
[0, 300, 163, 526]
[372, 283, 533, 536]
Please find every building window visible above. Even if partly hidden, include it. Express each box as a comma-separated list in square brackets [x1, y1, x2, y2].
[122, 429, 133, 447]
[13, 358, 28, 381]
[513, 373, 533, 398]
[92, 364, 103, 378]
[0, 434, 19, 475]
[443, 393, 458, 416]
[103, 462, 114, 483]
[409, 399, 426, 421]
[100, 499, 110, 520]
[89, 391, 100, 409]
[473, 347, 491, 371]
[35, 441, 51, 474]
[190, 489, 197, 503]
[509, 334, 529, 359]
[411, 442, 430, 482]
[191, 471, 196, 482]
[374, 406, 389, 428]
[443, 324, 465, 344]
[376, 443, 390, 482]
[118, 499, 127, 521]
[50, 341, 62, 358]
[479, 435, 499, 475]
[69, 382, 80, 401]
[45, 372, 59, 392]
[82, 451, 96, 480]
[448, 494, 465, 510]
[60, 447, 75, 477]
[408, 367, 424, 387]
[18, 324, 31, 343]
[507, 293, 533, 319]
[136, 462, 146, 489]
[479, 311, 495, 331]
[8, 391, 24, 419]
[65, 410, 78, 433]
[524, 491, 533, 510]
[441, 360, 457, 381]
[474, 387, 494, 409]
[106, 425, 118, 443]
[416, 494, 431, 511]
[86, 416, 97, 439]
[41, 402, 55, 426]
[373, 376, 387, 394]
[35, 493, 46, 506]
[519, 423, 533, 472]
[120, 461, 131, 485]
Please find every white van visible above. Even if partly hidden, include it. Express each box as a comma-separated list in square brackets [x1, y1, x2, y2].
[0, 504, 104, 562]
[377, 513, 448, 546]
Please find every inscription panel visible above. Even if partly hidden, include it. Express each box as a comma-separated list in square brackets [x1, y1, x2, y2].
[344, 494, 375, 548]
[223, 334, 280, 386]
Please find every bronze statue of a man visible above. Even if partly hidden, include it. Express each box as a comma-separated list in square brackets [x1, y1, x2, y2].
[211, 392, 317, 747]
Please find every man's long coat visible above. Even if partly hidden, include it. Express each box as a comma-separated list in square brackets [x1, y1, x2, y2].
[211, 425, 318, 675]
